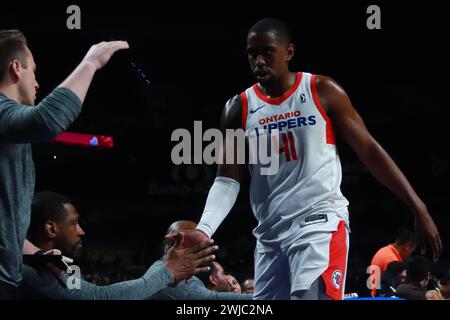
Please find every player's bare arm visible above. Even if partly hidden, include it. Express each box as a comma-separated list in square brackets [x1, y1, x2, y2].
[315, 75, 442, 262]
[216, 94, 246, 183]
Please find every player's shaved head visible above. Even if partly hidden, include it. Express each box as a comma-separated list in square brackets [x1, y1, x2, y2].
[166, 220, 197, 233]
[162, 220, 197, 254]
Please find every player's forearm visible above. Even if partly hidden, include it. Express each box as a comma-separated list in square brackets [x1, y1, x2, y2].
[58, 61, 97, 103]
[357, 140, 427, 216]
[197, 176, 240, 237]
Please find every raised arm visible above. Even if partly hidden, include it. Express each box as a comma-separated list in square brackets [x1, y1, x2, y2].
[315, 75, 442, 262]
[0, 41, 128, 143]
[58, 41, 129, 102]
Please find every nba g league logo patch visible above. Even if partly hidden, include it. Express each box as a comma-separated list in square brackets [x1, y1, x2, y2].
[332, 270, 343, 289]
[300, 93, 306, 103]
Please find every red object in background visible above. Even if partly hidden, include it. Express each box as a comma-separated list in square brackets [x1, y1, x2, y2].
[52, 132, 114, 149]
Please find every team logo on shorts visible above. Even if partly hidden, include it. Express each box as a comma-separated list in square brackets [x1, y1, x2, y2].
[332, 270, 343, 289]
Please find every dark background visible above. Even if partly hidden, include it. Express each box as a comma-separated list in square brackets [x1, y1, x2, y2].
[2, 1, 449, 295]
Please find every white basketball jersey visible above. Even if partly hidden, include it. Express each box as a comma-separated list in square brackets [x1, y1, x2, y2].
[241, 72, 350, 252]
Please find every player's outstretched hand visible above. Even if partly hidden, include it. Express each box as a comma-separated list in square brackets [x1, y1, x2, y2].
[414, 210, 443, 263]
[82, 41, 129, 70]
[163, 238, 218, 285]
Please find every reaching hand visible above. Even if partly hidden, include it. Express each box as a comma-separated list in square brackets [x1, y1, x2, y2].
[165, 229, 210, 249]
[163, 238, 218, 285]
[82, 41, 129, 70]
[414, 210, 443, 262]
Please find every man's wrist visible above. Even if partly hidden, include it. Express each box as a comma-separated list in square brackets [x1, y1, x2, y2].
[79, 60, 99, 73]
[195, 226, 211, 238]
[411, 200, 428, 217]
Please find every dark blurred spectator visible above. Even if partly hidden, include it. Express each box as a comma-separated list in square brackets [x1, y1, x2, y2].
[226, 274, 242, 293]
[426, 271, 450, 300]
[196, 261, 230, 292]
[395, 256, 430, 300]
[242, 278, 254, 294]
[369, 229, 417, 296]
[377, 261, 406, 297]
[101, 276, 110, 286]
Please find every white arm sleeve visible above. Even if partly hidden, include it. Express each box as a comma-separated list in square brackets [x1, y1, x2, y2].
[196, 176, 240, 238]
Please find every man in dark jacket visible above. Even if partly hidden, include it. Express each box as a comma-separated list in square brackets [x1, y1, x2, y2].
[395, 256, 430, 300]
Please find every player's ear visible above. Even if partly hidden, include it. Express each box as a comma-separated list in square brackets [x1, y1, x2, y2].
[209, 274, 217, 286]
[9, 59, 22, 82]
[164, 231, 182, 248]
[44, 221, 57, 239]
[286, 43, 295, 62]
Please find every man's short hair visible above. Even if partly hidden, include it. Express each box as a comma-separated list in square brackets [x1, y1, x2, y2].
[385, 261, 406, 276]
[196, 261, 219, 287]
[405, 256, 430, 283]
[395, 228, 418, 246]
[0, 29, 28, 81]
[248, 18, 292, 44]
[28, 191, 73, 240]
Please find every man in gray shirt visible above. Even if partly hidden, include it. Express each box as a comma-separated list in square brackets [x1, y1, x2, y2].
[0, 29, 129, 298]
[20, 191, 218, 299]
[149, 260, 252, 300]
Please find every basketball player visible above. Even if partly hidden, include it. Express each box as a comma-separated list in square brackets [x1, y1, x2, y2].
[188, 18, 442, 300]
